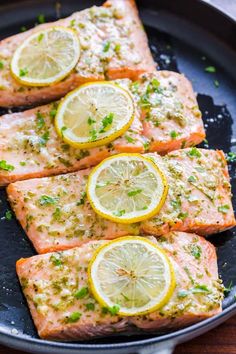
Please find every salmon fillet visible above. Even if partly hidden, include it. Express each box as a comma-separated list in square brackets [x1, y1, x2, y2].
[16, 232, 224, 341]
[0, 0, 156, 107]
[0, 71, 204, 185]
[7, 148, 235, 254]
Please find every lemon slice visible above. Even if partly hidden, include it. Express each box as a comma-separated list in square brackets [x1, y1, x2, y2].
[55, 82, 135, 149]
[88, 236, 175, 316]
[11, 27, 80, 86]
[87, 153, 168, 223]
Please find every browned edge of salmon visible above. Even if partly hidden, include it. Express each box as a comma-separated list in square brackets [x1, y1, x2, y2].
[7, 148, 235, 254]
[0, 0, 156, 107]
[0, 71, 205, 186]
[16, 232, 224, 341]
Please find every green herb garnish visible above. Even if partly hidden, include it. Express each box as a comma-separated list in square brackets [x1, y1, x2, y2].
[50, 254, 62, 266]
[113, 210, 125, 217]
[37, 33, 44, 42]
[36, 112, 45, 129]
[187, 147, 201, 158]
[40, 131, 50, 146]
[205, 66, 216, 73]
[39, 195, 59, 206]
[74, 287, 89, 299]
[127, 189, 142, 197]
[19, 68, 28, 77]
[99, 113, 114, 133]
[0, 160, 14, 171]
[77, 192, 86, 206]
[190, 244, 202, 259]
[218, 205, 230, 214]
[5, 210, 13, 220]
[188, 175, 197, 183]
[85, 303, 95, 311]
[88, 117, 96, 125]
[37, 14, 45, 24]
[170, 130, 179, 139]
[125, 135, 135, 143]
[66, 312, 82, 323]
[103, 41, 111, 52]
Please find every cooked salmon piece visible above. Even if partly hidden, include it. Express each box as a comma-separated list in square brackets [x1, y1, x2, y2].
[137, 71, 205, 154]
[16, 232, 224, 341]
[0, 0, 156, 107]
[0, 71, 204, 186]
[7, 149, 235, 254]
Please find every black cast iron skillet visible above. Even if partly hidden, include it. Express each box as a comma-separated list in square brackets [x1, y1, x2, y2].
[0, 0, 235, 353]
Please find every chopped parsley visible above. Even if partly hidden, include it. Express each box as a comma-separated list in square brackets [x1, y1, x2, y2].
[190, 244, 202, 259]
[143, 141, 150, 151]
[37, 14, 45, 24]
[5, 210, 13, 221]
[88, 117, 96, 125]
[226, 152, 236, 163]
[50, 254, 62, 266]
[66, 311, 82, 323]
[19, 68, 28, 77]
[74, 287, 89, 299]
[102, 304, 120, 316]
[85, 303, 95, 311]
[39, 195, 59, 206]
[130, 81, 139, 93]
[103, 41, 111, 52]
[0, 160, 14, 172]
[58, 157, 72, 167]
[70, 19, 76, 27]
[170, 130, 179, 139]
[40, 131, 50, 146]
[224, 281, 233, 295]
[114, 43, 121, 53]
[52, 207, 61, 220]
[49, 106, 57, 120]
[99, 113, 113, 133]
[178, 212, 188, 220]
[177, 284, 210, 297]
[20, 26, 27, 32]
[127, 189, 142, 197]
[0, 61, 4, 69]
[187, 147, 201, 158]
[36, 112, 45, 129]
[192, 284, 210, 294]
[61, 126, 67, 137]
[146, 77, 160, 94]
[77, 192, 86, 206]
[89, 129, 97, 141]
[125, 135, 135, 144]
[218, 204, 230, 214]
[205, 66, 216, 73]
[37, 33, 44, 42]
[177, 290, 189, 298]
[171, 199, 181, 209]
[108, 304, 120, 315]
[188, 175, 197, 183]
[113, 210, 125, 217]
[20, 161, 26, 166]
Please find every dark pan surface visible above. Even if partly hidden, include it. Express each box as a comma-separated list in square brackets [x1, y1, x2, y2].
[0, 0, 236, 352]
